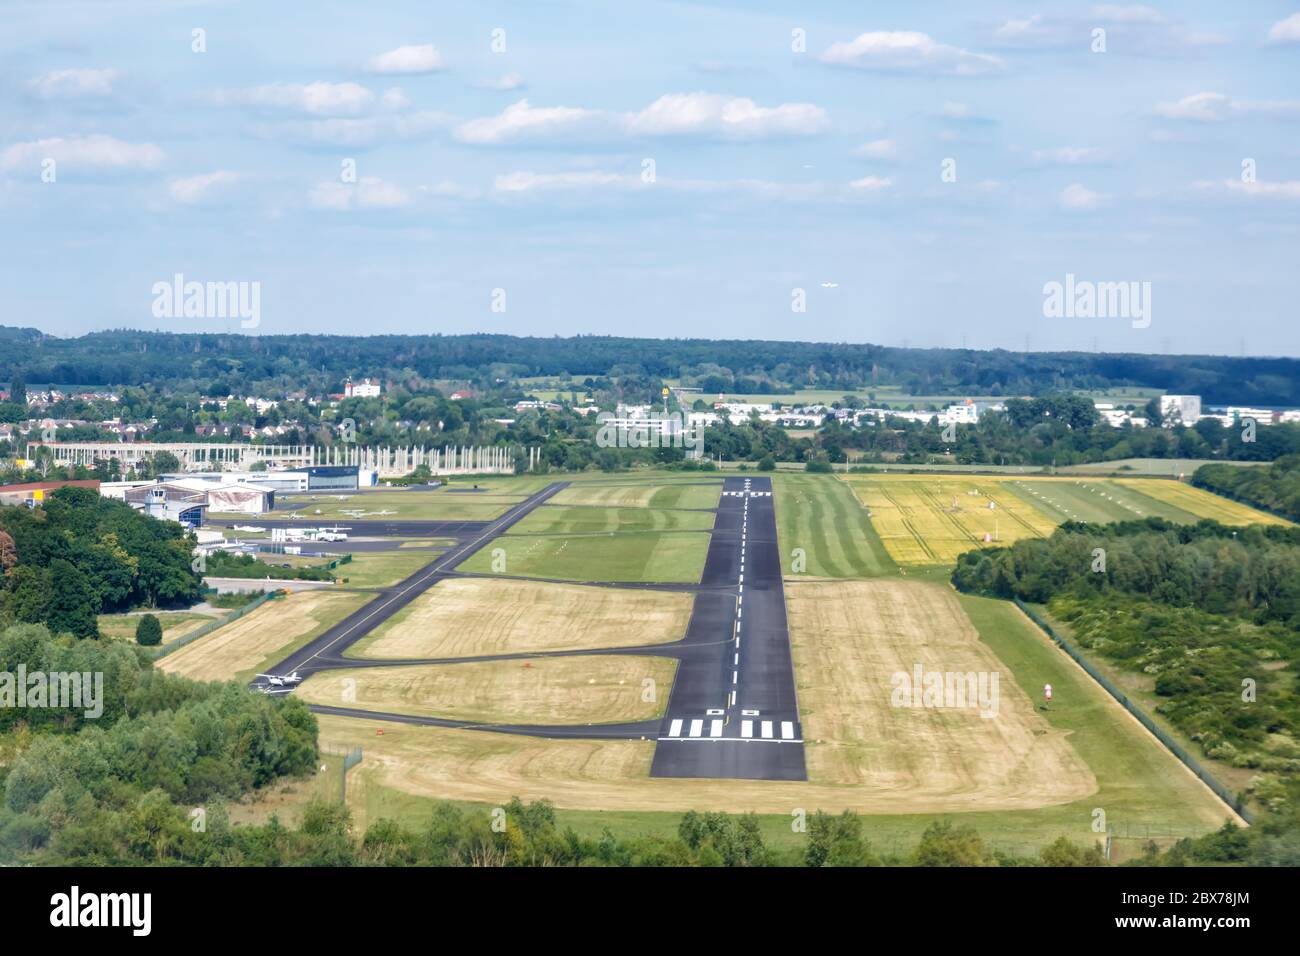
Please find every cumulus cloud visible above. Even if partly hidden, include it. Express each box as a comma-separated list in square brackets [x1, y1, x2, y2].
[168, 170, 238, 203]
[366, 44, 443, 75]
[1031, 146, 1112, 166]
[1220, 178, 1300, 200]
[991, 7, 1222, 52]
[494, 170, 634, 193]
[0, 134, 163, 172]
[28, 68, 119, 99]
[479, 72, 524, 91]
[1267, 13, 1300, 44]
[854, 139, 898, 160]
[848, 175, 893, 190]
[1060, 183, 1109, 210]
[455, 93, 829, 145]
[1156, 92, 1300, 122]
[309, 176, 411, 210]
[821, 31, 1004, 76]
[214, 82, 376, 116]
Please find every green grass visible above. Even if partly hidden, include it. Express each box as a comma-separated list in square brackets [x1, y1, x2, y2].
[338, 550, 439, 588]
[771, 473, 896, 578]
[1007, 480, 1198, 524]
[96, 611, 209, 644]
[950, 593, 1236, 847]
[510, 505, 716, 535]
[456, 530, 710, 583]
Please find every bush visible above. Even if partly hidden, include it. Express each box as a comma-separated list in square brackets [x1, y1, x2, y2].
[135, 613, 163, 646]
[758, 455, 776, 472]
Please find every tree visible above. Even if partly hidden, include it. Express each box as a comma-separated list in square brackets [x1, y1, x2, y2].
[135, 613, 163, 646]
[45, 558, 99, 638]
[758, 455, 776, 472]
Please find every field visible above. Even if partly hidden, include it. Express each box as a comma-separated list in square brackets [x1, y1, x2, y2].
[843, 474, 1058, 565]
[296, 656, 676, 724]
[786, 578, 1094, 807]
[96, 610, 212, 644]
[549, 481, 720, 510]
[842, 474, 1289, 566]
[455, 529, 710, 583]
[509, 505, 715, 535]
[337, 550, 440, 588]
[772, 473, 895, 577]
[348, 577, 693, 659]
[1114, 478, 1293, 526]
[156, 590, 374, 683]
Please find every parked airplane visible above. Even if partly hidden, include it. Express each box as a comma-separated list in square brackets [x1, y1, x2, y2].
[256, 671, 303, 687]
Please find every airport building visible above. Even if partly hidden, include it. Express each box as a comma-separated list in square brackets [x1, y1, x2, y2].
[123, 483, 209, 526]
[1159, 395, 1202, 426]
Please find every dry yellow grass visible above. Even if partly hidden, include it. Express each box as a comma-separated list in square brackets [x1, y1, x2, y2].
[157, 590, 374, 683]
[787, 579, 1094, 804]
[311, 580, 1096, 816]
[297, 656, 676, 724]
[350, 577, 693, 659]
[1115, 479, 1292, 526]
[842, 475, 1058, 565]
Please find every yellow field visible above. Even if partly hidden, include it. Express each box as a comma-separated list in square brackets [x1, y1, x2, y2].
[787, 578, 1094, 804]
[842, 474, 1057, 565]
[156, 590, 374, 683]
[297, 656, 676, 724]
[1115, 479, 1292, 526]
[349, 577, 692, 659]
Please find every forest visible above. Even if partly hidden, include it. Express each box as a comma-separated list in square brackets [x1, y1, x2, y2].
[1194, 455, 1300, 523]
[4, 324, 1300, 406]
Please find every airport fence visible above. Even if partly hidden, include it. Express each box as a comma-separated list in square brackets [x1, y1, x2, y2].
[320, 744, 364, 802]
[151, 589, 284, 660]
[1013, 598, 1255, 824]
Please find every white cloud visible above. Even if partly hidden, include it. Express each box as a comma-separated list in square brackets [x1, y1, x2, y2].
[854, 138, 898, 160]
[494, 170, 633, 193]
[1091, 4, 1164, 23]
[1, 134, 163, 172]
[624, 93, 828, 139]
[1222, 178, 1300, 200]
[479, 72, 524, 91]
[366, 44, 443, 75]
[168, 170, 238, 204]
[265, 111, 455, 148]
[821, 31, 1004, 76]
[1156, 92, 1300, 122]
[1060, 183, 1109, 210]
[1031, 146, 1112, 166]
[310, 176, 411, 210]
[455, 93, 829, 145]
[1267, 13, 1300, 44]
[848, 175, 892, 190]
[28, 68, 119, 99]
[215, 82, 375, 116]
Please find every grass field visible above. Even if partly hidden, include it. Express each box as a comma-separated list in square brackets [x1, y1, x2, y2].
[309, 580, 1234, 857]
[550, 481, 720, 510]
[456, 530, 710, 583]
[843, 474, 1058, 566]
[787, 579, 1094, 808]
[349, 577, 692, 659]
[771, 473, 895, 578]
[509, 505, 715, 535]
[96, 611, 212, 644]
[156, 590, 374, 683]
[1115, 478, 1293, 526]
[1008, 479, 1198, 524]
[297, 656, 676, 724]
[337, 550, 439, 588]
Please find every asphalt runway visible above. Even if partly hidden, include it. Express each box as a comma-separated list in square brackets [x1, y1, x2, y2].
[252, 473, 806, 781]
[649, 475, 806, 781]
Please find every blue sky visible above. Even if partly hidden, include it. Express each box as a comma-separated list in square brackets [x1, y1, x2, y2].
[2, 0, 1298, 356]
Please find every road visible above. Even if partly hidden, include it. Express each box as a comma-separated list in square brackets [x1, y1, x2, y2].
[649, 474, 806, 781]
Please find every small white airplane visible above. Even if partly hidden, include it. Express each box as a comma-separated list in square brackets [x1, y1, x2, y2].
[256, 672, 303, 687]
[820, 281, 839, 288]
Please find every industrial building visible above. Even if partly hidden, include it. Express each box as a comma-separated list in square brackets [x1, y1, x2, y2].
[0, 479, 101, 507]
